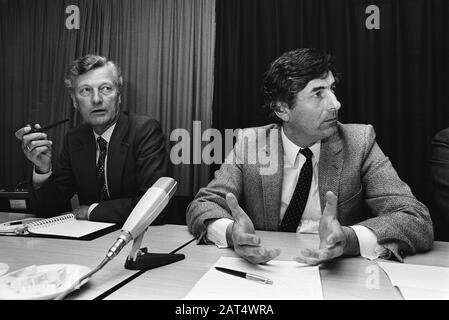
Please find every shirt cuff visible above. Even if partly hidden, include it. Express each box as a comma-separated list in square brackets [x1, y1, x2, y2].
[298, 219, 319, 234]
[350, 225, 387, 260]
[32, 167, 52, 188]
[87, 203, 98, 221]
[206, 218, 234, 248]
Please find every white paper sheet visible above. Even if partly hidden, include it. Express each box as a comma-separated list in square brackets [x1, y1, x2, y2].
[30, 220, 114, 238]
[378, 262, 449, 300]
[184, 257, 323, 300]
[396, 287, 449, 300]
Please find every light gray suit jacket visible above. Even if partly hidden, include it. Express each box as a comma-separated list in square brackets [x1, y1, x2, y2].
[186, 123, 433, 260]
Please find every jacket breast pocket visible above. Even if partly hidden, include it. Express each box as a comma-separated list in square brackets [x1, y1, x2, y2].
[337, 186, 365, 225]
[338, 186, 362, 207]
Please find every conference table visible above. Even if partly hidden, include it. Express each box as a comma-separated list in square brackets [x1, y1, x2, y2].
[1, 212, 449, 300]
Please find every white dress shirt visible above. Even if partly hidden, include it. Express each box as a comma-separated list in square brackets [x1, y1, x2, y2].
[206, 127, 385, 260]
[33, 123, 116, 220]
[280, 129, 321, 233]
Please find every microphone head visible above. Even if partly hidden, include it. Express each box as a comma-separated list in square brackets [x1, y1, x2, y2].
[122, 177, 177, 240]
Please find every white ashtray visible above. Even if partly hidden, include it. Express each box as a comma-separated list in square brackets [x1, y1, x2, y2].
[0, 264, 91, 300]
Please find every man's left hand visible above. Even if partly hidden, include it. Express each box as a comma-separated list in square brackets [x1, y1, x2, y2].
[294, 191, 358, 265]
[72, 205, 90, 220]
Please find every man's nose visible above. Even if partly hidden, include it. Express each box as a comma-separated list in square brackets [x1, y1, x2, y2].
[326, 91, 341, 111]
[92, 88, 103, 105]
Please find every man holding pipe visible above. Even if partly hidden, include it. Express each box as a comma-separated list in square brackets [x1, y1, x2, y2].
[15, 54, 168, 224]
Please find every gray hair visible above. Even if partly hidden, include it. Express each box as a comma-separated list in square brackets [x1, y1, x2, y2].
[64, 54, 123, 93]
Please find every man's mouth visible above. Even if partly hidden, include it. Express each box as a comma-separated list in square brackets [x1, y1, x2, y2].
[91, 109, 107, 114]
[323, 118, 337, 123]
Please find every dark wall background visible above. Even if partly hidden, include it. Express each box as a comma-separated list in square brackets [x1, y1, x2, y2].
[212, 0, 449, 240]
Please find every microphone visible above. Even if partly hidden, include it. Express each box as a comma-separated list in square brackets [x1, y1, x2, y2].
[54, 177, 180, 299]
[106, 177, 177, 260]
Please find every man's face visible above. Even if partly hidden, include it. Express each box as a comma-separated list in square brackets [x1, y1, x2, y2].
[282, 72, 341, 146]
[72, 64, 121, 134]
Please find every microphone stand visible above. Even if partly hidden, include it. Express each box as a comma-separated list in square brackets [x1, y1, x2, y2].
[124, 227, 185, 270]
[53, 178, 182, 299]
[54, 229, 185, 300]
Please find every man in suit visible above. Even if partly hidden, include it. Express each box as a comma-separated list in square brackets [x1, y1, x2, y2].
[15, 54, 168, 225]
[187, 48, 433, 265]
[430, 128, 449, 241]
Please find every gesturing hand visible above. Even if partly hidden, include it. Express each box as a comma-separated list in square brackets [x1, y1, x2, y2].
[294, 191, 347, 265]
[226, 193, 281, 264]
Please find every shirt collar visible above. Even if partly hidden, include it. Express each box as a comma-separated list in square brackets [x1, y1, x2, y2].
[281, 127, 321, 166]
[93, 123, 116, 145]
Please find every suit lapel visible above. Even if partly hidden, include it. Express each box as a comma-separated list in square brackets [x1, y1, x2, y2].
[261, 125, 283, 230]
[71, 125, 98, 200]
[318, 129, 343, 213]
[107, 113, 129, 198]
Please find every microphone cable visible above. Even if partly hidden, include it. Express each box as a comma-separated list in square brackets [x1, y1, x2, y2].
[53, 256, 111, 300]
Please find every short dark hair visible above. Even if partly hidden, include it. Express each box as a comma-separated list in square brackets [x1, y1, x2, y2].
[262, 48, 338, 123]
[64, 54, 123, 93]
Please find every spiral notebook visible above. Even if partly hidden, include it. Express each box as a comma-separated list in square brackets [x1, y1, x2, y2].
[0, 213, 118, 240]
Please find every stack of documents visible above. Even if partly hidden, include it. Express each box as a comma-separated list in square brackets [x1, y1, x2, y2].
[184, 257, 323, 300]
[378, 262, 449, 299]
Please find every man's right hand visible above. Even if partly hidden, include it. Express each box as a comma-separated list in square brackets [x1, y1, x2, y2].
[15, 124, 52, 174]
[225, 193, 281, 264]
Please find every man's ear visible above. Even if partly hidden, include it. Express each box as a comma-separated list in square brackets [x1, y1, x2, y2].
[70, 94, 78, 109]
[273, 102, 290, 122]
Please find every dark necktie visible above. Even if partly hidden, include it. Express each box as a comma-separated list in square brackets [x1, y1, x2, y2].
[96, 136, 109, 201]
[279, 148, 313, 232]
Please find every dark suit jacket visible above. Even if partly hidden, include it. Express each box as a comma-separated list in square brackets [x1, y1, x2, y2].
[187, 123, 433, 260]
[430, 128, 449, 241]
[29, 112, 169, 225]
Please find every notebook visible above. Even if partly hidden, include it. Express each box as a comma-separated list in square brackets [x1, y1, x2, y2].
[0, 213, 118, 241]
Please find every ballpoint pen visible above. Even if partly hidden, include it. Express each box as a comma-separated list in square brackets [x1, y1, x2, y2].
[1, 218, 40, 227]
[0, 221, 28, 235]
[29, 118, 70, 133]
[215, 267, 274, 285]
[4, 221, 23, 226]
